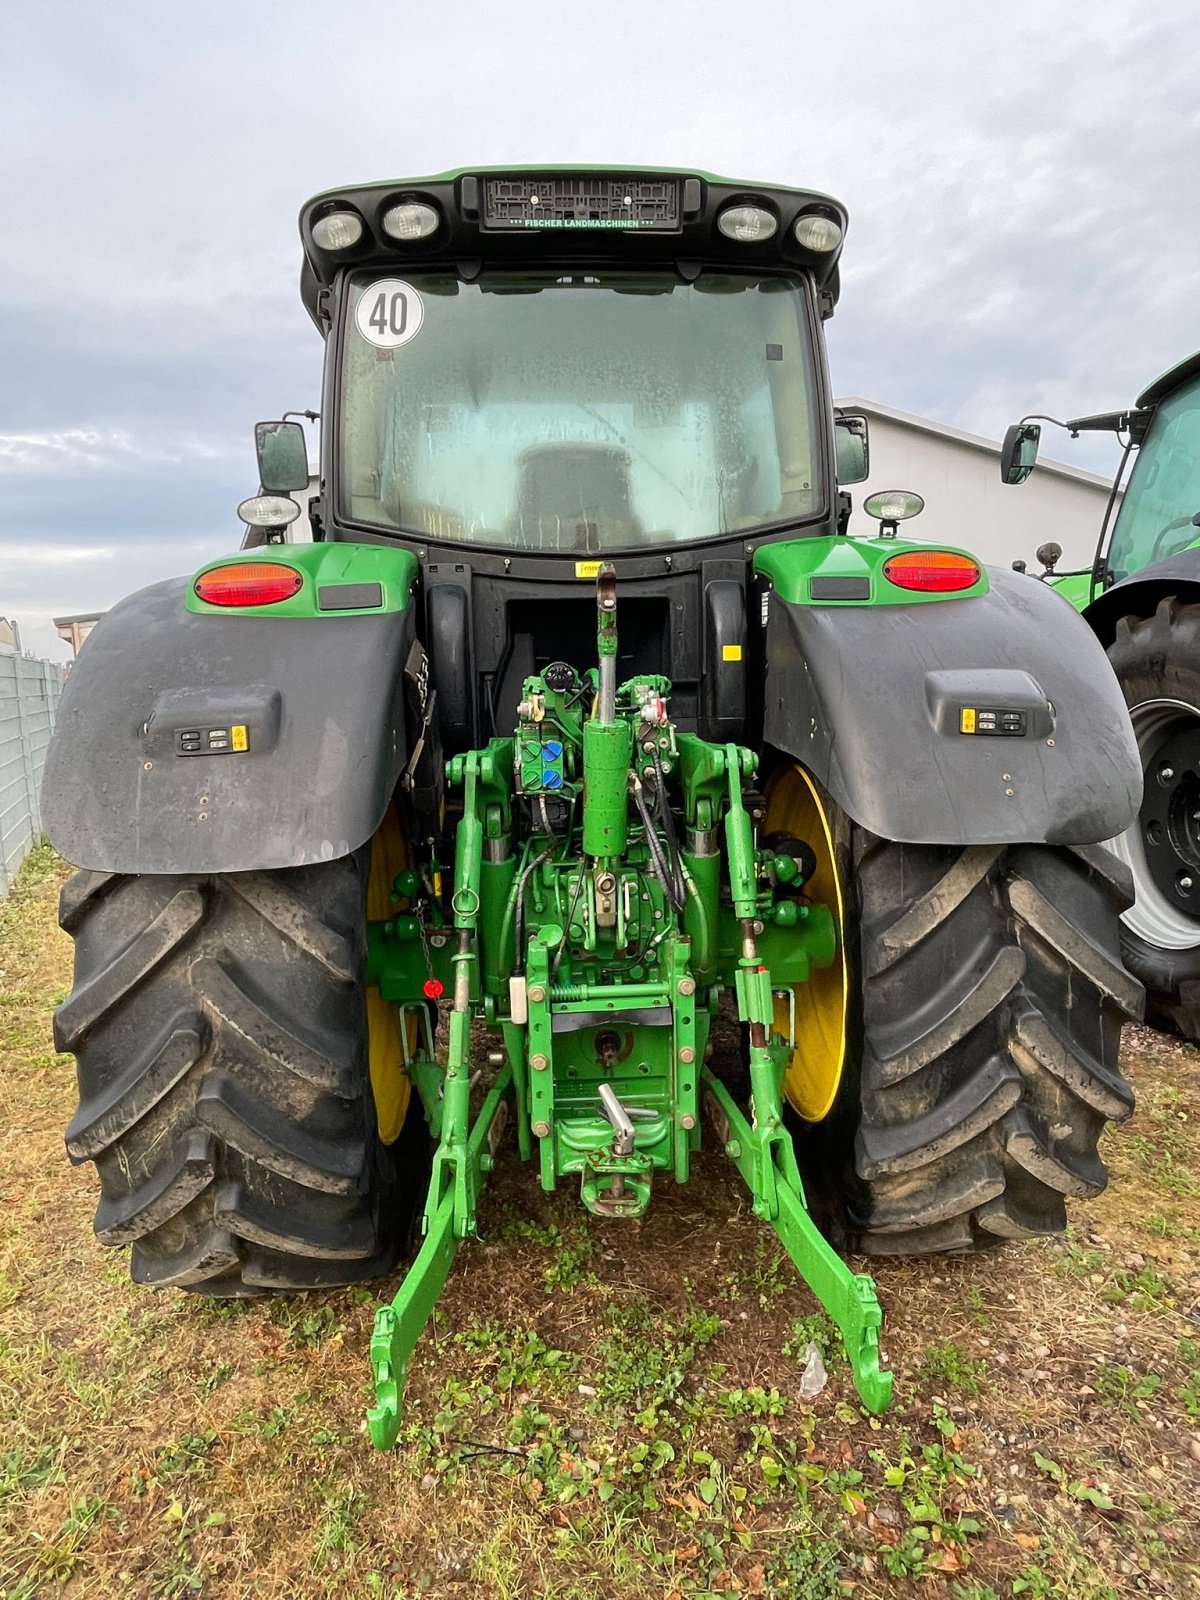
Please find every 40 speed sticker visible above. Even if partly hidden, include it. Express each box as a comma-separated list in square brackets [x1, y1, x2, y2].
[355, 280, 424, 349]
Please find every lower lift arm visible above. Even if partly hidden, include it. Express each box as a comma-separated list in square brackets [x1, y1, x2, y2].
[713, 745, 891, 1416]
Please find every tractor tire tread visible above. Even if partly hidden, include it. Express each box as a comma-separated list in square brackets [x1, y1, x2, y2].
[1107, 597, 1200, 1042]
[56, 858, 424, 1294]
[844, 835, 1139, 1254]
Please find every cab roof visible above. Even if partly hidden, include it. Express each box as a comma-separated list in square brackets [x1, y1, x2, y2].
[297, 166, 848, 328]
[1138, 348, 1200, 411]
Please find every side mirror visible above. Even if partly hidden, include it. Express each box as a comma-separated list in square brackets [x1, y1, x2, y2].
[254, 420, 310, 493]
[1000, 421, 1041, 485]
[834, 412, 869, 485]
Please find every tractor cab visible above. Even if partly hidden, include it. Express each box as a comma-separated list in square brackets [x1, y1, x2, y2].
[251, 170, 864, 746]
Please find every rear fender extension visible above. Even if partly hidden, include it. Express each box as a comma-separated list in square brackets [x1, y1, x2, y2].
[760, 564, 1142, 845]
[41, 576, 418, 874]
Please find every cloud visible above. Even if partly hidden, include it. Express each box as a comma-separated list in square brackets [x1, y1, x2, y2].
[4, 0, 1199, 661]
[0, 427, 232, 474]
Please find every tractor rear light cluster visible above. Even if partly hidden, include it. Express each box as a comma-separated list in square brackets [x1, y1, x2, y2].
[883, 551, 981, 594]
[194, 563, 304, 607]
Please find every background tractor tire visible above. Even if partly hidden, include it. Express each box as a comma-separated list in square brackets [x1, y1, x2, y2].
[1106, 597, 1200, 1041]
[769, 770, 1143, 1255]
[54, 855, 427, 1294]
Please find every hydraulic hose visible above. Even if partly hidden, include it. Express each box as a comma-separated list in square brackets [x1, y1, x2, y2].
[512, 844, 555, 975]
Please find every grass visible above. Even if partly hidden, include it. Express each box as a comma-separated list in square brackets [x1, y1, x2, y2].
[0, 844, 1197, 1597]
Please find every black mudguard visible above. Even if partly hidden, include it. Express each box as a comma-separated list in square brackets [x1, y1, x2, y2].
[42, 577, 416, 874]
[761, 563, 1141, 845]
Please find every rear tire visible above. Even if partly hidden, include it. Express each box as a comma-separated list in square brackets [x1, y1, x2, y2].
[843, 830, 1142, 1252]
[1107, 597, 1200, 1041]
[54, 855, 427, 1293]
[770, 771, 1144, 1255]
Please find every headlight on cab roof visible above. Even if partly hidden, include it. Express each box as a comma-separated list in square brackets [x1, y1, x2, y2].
[793, 212, 843, 252]
[381, 200, 440, 242]
[717, 204, 777, 243]
[311, 210, 364, 251]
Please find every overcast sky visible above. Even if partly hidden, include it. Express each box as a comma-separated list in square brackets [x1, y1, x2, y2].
[3, 0, 1197, 659]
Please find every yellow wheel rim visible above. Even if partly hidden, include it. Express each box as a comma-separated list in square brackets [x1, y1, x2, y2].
[763, 766, 848, 1123]
[366, 807, 416, 1144]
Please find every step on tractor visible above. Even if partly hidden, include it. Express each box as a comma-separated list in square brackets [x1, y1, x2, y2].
[44, 169, 1146, 1446]
[1003, 353, 1200, 1040]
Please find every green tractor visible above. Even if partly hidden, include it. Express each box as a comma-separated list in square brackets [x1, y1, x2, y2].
[43, 169, 1145, 1446]
[1003, 352, 1200, 1039]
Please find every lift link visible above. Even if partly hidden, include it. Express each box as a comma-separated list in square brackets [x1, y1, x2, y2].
[367, 1065, 511, 1450]
[368, 746, 509, 1452]
[701, 1069, 891, 1415]
[715, 751, 891, 1415]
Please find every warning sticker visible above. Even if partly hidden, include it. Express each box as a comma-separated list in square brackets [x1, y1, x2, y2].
[355, 280, 424, 349]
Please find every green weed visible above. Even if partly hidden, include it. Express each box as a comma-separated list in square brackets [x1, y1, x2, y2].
[918, 1338, 988, 1397]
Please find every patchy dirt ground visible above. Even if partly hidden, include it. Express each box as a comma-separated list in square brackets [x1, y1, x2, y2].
[1, 845, 1198, 1599]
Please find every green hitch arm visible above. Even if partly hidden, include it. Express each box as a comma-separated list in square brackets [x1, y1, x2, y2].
[367, 1063, 513, 1450]
[702, 1068, 892, 1415]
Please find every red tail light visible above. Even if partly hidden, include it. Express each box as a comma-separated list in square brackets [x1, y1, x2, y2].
[883, 551, 981, 594]
[194, 563, 303, 607]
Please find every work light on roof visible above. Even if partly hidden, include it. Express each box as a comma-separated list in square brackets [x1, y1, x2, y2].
[716, 204, 777, 244]
[793, 213, 843, 253]
[311, 210, 364, 251]
[381, 201, 440, 242]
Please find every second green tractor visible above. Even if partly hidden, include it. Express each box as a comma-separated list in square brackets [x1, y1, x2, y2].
[1005, 351, 1200, 1039]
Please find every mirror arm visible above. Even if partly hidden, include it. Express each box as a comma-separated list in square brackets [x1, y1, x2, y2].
[836, 490, 852, 536]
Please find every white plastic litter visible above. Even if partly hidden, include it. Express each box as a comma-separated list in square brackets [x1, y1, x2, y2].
[798, 1341, 828, 1399]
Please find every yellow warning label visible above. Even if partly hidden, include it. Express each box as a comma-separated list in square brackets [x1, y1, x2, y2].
[959, 707, 977, 735]
[722, 644, 743, 662]
[575, 561, 603, 579]
[231, 724, 249, 752]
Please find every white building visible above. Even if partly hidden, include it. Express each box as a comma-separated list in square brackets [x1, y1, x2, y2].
[838, 399, 1119, 573]
[53, 612, 104, 657]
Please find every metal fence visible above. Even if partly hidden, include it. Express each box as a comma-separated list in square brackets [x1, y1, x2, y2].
[0, 653, 66, 896]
